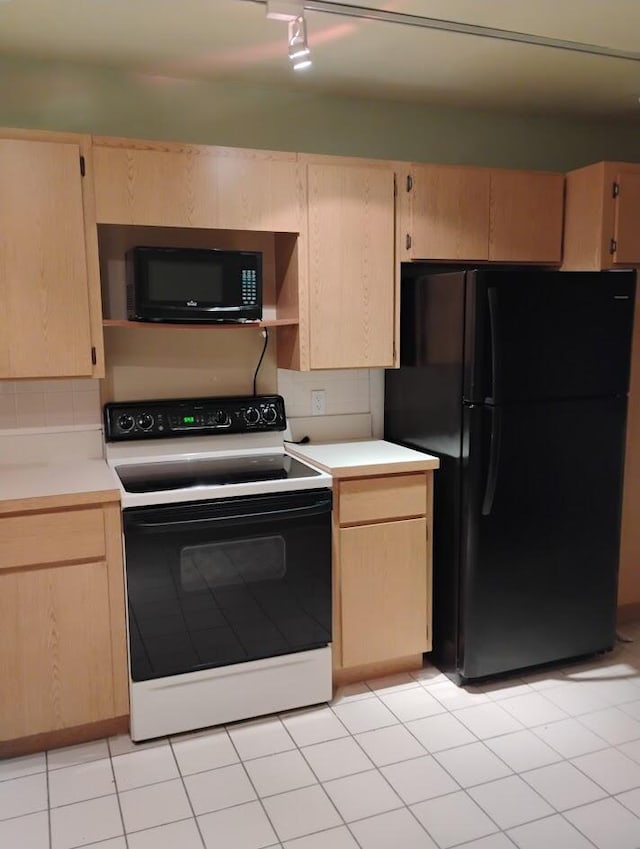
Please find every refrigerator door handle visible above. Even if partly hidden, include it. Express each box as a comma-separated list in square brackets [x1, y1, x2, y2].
[481, 406, 503, 516]
[487, 287, 502, 404]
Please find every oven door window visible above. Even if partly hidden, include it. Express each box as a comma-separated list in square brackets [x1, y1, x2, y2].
[181, 536, 286, 590]
[123, 490, 332, 682]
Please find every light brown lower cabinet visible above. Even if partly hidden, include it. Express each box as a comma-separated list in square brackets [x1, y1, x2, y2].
[333, 472, 433, 681]
[0, 498, 128, 753]
[340, 518, 428, 667]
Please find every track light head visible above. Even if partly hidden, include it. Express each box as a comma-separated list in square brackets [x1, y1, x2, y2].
[288, 14, 312, 70]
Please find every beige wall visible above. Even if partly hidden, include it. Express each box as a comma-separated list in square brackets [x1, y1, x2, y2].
[1, 55, 639, 170]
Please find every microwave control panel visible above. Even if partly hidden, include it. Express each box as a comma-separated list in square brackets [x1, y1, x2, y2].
[241, 268, 258, 305]
[104, 394, 286, 441]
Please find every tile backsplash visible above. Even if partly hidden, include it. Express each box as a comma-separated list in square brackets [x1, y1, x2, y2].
[277, 368, 385, 441]
[0, 370, 386, 438]
[0, 379, 101, 430]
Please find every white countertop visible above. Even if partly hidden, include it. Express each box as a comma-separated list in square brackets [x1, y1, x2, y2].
[286, 439, 439, 478]
[0, 459, 120, 510]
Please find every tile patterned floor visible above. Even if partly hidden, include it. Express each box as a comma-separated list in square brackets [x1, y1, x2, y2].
[5, 625, 640, 848]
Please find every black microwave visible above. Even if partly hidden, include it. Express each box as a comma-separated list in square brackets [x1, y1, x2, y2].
[126, 246, 262, 323]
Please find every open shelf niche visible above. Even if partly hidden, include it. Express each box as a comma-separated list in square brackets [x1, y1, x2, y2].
[97, 225, 303, 402]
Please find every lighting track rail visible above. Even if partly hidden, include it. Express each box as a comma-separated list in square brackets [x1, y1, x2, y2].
[247, 0, 640, 62]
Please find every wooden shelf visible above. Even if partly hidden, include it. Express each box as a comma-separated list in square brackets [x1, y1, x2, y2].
[102, 318, 298, 330]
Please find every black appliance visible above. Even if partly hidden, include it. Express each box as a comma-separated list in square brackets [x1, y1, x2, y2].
[126, 245, 262, 323]
[105, 394, 333, 740]
[385, 267, 636, 681]
[124, 488, 332, 682]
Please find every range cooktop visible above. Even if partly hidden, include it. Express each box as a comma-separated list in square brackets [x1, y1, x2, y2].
[115, 453, 322, 493]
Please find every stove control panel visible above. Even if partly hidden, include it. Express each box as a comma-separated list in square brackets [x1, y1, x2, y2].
[104, 395, 286, 441]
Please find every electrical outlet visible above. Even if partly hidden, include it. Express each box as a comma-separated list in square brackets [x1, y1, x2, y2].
[311, 389, 326, 416]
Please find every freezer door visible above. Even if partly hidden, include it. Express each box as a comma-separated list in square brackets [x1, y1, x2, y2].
[464, 270, 635, 403]
[458, 398, 626, 680]
[385, 270, 466, 458]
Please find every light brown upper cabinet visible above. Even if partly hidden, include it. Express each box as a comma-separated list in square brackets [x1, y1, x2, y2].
[404, 164, 491, 261]
[563, 161, 640, 270]
[488, 169, 564, 263]
[305, 161, 396, 369]
[92, 138, 304, 233]
[401, 164, 564, 264]
[0, 132, 104, 379]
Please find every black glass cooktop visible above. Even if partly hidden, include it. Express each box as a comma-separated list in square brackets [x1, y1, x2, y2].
[116, 453, 321, 493]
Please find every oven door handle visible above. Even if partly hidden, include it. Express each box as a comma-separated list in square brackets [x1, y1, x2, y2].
[125, 500, 331, 533]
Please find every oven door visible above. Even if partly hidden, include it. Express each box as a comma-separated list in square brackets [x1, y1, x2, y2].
[122, 488, 332, 682]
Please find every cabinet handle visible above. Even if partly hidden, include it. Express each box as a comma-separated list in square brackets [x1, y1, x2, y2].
[610, 238, 617, 255]
[406, 234, 412, 250]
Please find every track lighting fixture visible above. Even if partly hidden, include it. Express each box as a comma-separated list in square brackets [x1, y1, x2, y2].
[288, 15, 312, 69]
[266, 0, 312, 71]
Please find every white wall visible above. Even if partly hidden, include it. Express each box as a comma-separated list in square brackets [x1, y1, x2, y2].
[278, 368, 385, 443]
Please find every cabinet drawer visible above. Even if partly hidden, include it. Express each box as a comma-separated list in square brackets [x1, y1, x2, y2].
[0, 508, 106, 571]
[339, 474, 428, 525]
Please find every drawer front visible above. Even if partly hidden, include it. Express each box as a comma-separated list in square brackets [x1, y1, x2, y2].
[0, 508, 106, 571]
[339, 473, 429, 525]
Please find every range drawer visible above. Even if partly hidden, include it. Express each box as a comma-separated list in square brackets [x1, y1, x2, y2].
[338, 473, 429, 526]
[0, 508, 106, 571]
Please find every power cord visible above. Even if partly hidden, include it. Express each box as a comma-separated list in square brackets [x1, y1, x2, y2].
[253, 328, 269, 396]
[284, 436, 310, 444]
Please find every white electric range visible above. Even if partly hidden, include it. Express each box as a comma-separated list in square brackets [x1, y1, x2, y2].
[104, 394, 333, 741]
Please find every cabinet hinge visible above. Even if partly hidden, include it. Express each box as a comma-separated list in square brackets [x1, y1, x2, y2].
[80, 155, 86, 177]
[610, 238, 618, 255]
[406, 175, 413, 192]
[91, 346, 97, 365]
[613, 181, 620, 198]
[406, 233, 412, 250]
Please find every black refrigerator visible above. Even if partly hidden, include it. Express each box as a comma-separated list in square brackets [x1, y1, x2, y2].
[385, 267, 636, 681]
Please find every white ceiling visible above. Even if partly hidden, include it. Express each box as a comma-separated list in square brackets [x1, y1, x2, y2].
[0, 0, 639, 120]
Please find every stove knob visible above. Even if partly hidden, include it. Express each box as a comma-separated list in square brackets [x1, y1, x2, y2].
[214, 410, 230, 427]
[137, 413, 154, 431]
[244, 407, 260, 426]
[262, 404, 279, 425]
[118, 413, 135, 433]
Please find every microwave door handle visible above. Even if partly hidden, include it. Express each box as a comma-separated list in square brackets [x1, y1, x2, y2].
[126, 500, 331, 533]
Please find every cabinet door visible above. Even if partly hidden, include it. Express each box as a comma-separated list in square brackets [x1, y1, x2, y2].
[0, 560, 116, 741]
[340, 518, 428, 667]
[307, 164, 395, 368]
[489, 170, 564, 263]
[0, 139, 94, 378]
[613, 168, 640, 265]
[93, 145, 303, 232]
[409, 164, 490, 260]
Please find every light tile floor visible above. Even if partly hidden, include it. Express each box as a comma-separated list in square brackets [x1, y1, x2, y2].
[5, 626, 640, 848]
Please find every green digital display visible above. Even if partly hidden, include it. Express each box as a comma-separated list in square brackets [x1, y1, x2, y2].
[183, 416, 195, 424]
